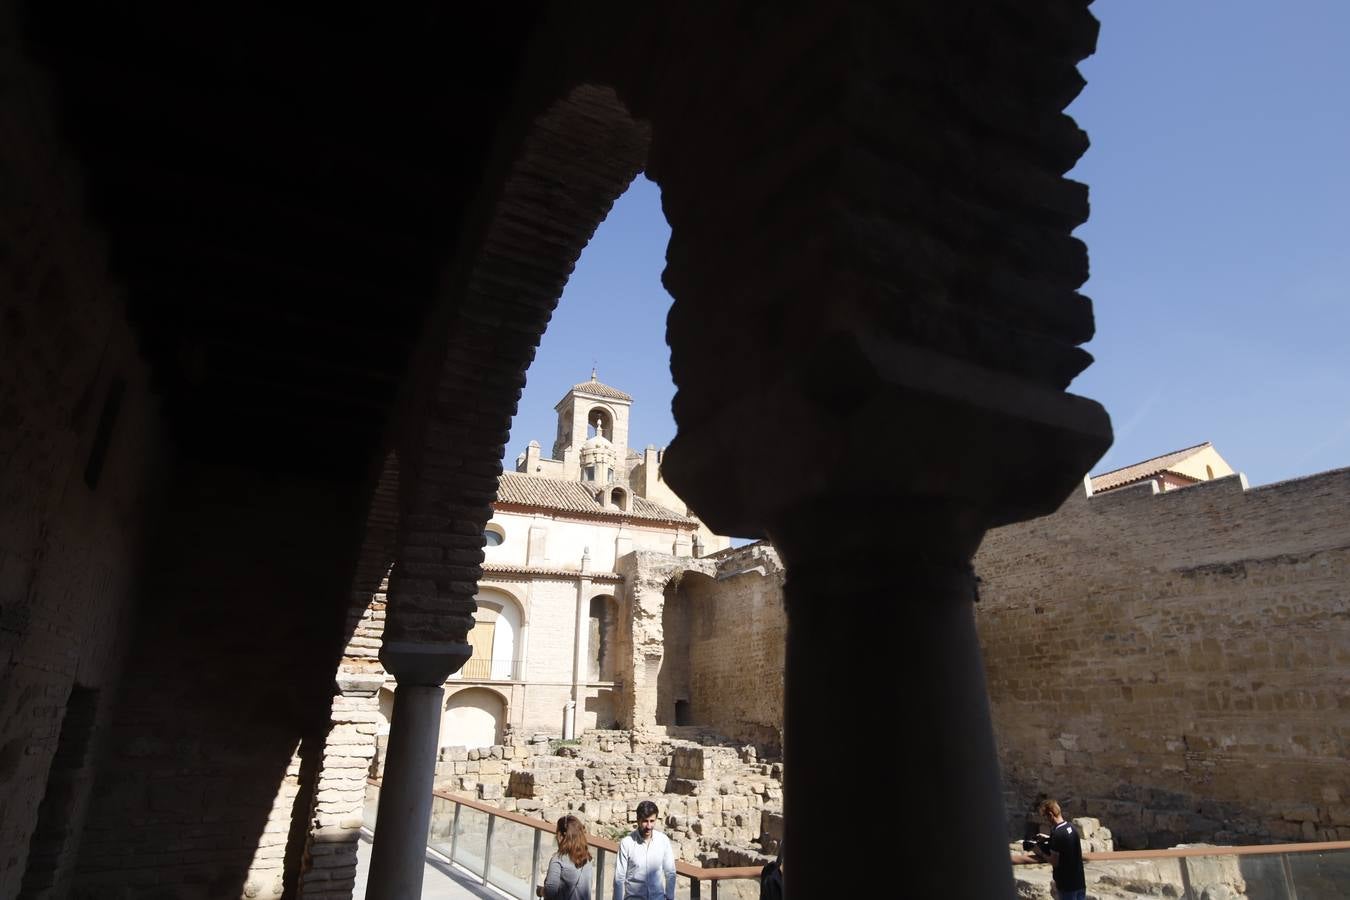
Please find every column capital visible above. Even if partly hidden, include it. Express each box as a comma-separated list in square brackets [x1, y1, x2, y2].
[379, 641, 472, 686]
[768, 494, 986, 605]
[664, 336, 1111, 540]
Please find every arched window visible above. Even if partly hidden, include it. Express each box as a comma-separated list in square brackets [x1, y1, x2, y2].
[484, 523, 505, 547]
[457, 588, 524, 680]
[611, 487, 628, 511]
[588, 595, 618, 681]
[442, 688, 506, 750]
[588, 407, 614, 441]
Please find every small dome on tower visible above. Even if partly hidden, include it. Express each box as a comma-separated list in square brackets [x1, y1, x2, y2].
[579, 415, 617, 482]
[580, 429, 616, 463]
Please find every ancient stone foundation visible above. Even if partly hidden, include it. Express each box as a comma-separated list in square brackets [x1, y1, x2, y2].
[433, 729, 782, 868]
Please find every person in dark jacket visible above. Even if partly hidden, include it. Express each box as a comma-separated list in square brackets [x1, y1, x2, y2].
[1034, 799, 1085, 900]
[538, 815, 594, 900]
[759, 841, 783, 900]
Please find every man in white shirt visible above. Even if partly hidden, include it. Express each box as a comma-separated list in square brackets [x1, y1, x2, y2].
[614, 800, 676, 900]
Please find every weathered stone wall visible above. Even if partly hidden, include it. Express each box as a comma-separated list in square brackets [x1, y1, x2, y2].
[617, 546, 785, 751]
[975, 470, 1350, 847]
[0, 13, 168, 894]
[683, 546, 786, 754]
[614, 553, 716, 731]
[634, 474, 1348, 849]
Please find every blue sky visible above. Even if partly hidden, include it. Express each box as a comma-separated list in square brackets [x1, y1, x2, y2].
[506, 1, 1350, 488]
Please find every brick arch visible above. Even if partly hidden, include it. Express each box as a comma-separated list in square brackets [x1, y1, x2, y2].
[444, 683, 510, 707]
[351, 451, 401, 611]
[442, 686, 510, 751]
[385, 83, 651, 649]
[476, 583, 527, 625]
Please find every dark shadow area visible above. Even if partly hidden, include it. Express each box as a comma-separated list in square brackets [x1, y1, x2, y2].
[18, 686, 99, 898]
[281, 733, 324, 899]
[70, 462, 384, 897]
[656, 578, 690, 727]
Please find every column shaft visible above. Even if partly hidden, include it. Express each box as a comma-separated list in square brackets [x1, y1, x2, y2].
[573, 575, 592, 704]
[781, 565, 1013, 897]
[365, 684, 444, 900]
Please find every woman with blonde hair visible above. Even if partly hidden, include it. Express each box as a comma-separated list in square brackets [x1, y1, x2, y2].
[538, 814, 594, 900]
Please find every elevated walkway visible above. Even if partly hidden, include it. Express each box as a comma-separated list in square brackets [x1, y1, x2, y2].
[352, 829, 497, 900]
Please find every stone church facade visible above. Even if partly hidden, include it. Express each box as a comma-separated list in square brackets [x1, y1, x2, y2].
[361, 376, 756, 755]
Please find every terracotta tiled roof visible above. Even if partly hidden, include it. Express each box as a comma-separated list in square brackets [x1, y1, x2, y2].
[482, 562, 623, 582]
[1090, 442, 1211, 493]
[568, 377, 632, 402]
[495, 472, 689, 523]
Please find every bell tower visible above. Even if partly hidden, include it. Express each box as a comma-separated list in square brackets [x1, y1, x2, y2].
[552, 370, 633, 481]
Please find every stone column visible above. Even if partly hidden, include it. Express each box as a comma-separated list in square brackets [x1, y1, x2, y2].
[365, 641, 468, 900]
[297, 670, 384, 899]
[770, 500, 1014, 896]
[572, 559, 593, 737]
[642, 2, 1112, 895]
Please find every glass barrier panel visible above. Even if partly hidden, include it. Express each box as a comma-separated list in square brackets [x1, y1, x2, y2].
[452, 804, 490, 878]
[709, 877, 762, 900]
[1077, 857, 1183, 899]
[363, 782, 379, 831]
[594, 848, 607, 900]
[1177, 852, 1268, 900]
[1207, 853, 1290, 900]
[487, 815, 538, 900]
[673, 874, 761, 900]
[1287, 846, 1350, 899]
[426, 794, 458, 858]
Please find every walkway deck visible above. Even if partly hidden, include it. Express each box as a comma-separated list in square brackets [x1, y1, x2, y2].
[352, 831, 503, 899]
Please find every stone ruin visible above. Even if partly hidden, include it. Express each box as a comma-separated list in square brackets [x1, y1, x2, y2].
[389, 728, 785, 870]
[373, 727, 1334, 900]
[1013, 842, 1250, 900]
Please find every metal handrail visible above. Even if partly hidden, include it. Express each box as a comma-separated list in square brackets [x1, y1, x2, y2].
[369, 779, 764, 899]
[1010, 839, 1350, 863]
[377, 776, 1350, 898]
[1011, 837, 1350, 900]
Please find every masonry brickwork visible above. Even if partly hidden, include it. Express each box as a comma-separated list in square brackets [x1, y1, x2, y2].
[0, 0, 1160, 895]
[0, 20, 168, 896]
[672, 546, 786, 754]
[70, 467, 369, 898]
[975, 470, 1350, 848]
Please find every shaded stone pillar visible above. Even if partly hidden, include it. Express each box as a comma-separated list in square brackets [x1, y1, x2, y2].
[365, 642, 468, 900]
[770, 500, 1012, 895]
[570, 560, 593, 738]
[643, 2, 1113, 895]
